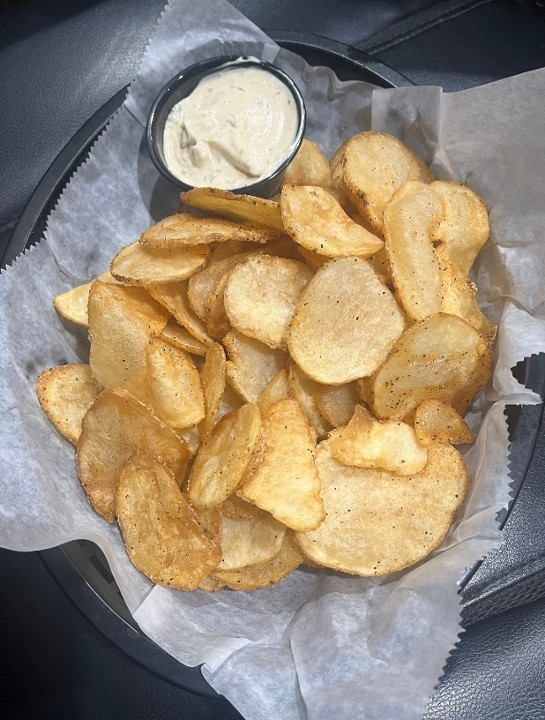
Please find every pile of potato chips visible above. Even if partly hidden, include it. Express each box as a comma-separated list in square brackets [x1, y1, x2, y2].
[37, 131, 494, 591]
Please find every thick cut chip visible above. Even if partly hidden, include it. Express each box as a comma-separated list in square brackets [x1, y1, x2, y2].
[77, 389, 189, 522]
[224, 255, 313, 349]
[258, 369, 291, 415]
[281, 185, 383, 258]
[188, 403, 262, 509]
[295, 440, 468, 576]
[296, 245, 329, 270]
[110, 241, 209, 286]
[341, 131, 434, 235]
[432, 181, 490, 275]
[116, 453, 220, 589]
[287, 361, 331, 440]
[53, 271, 120, 327]
[160, 319, 209, 356]
[224, 330, 287, 403]
[217, 513, 286, 571]
[222, 493, 266, 520]
[414, 399, 475, 445]
[330, 140, 347, 190]
[238, 398, 324, 531]
[213, 531, 302, 590]
[200, 342, 226, 440]
[329, 405, 428, 475]
[36, 364, 101, 444]
[140, 212, 281, 248]
[283, 139, 332, 188]
[370, 313, 493, 421]
[88, 281, 169, 403]
[316, 382, 360, 429]
[146, 280, 213, 347]
[383, 181, 444, 322]
[146, 337, 205, 429]
[287, 257, 405, 384]
[177, 424, 201, 457]
[181, 188, 284, 231]
[204, 269, 233, 340]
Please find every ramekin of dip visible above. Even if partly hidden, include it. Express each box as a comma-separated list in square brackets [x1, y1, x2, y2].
[146, 56, 306, 198]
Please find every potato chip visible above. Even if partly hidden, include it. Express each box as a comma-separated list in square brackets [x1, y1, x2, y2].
[414, 399, 475, 445]
[287, 257, 405, 384]
[329, 140, 347, 190]
[209, 240, 257, 263]
[296, 245, 329, 270]
[295, 440, 468, 576]
[432, 180, 490, 275]
[383, 181, 444, 322]
[140, 212, 281, 248]
[204, 269, 233, 340]
[217, 512, 286, 571]
[281, 185, 383, 258]
[116, 453, 220, 589]
[146, 280, 213, 347]
[177, 424, 201, 457]
[222, 492, 266, 520]
[258, 369, 291, 415]
[146, 337, 205, 429]
[370, 313, 493, 421]
[36, 364, 101, 444]
[224, 255, 313, 349]
[77, 388, 189, 522]
[198, 575, 225, 592]
[224, 329, 287, 403]
[283, 138, 332, 187]
[188, 403, 262, 509]
[53, 271, 120, 327]
[329, 405, 428, 475]
[160, 319, 209, 356]
[181, 188, 284, 231]
[213, 531, 302, 590]
[316, 381, 360, 428]
[238, 398, 324, 531]
[88, 281, 169, 402]
[287, 361, 330, 440]
[341, 131, 434, 235]
[199, 342, 226, 441]
[110, 241, 209, 286]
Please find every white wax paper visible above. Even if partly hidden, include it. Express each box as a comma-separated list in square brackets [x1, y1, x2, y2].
[2, 1, 545, 718]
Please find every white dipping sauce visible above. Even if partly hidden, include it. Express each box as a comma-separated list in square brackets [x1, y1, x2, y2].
[163, 65, 299, 189]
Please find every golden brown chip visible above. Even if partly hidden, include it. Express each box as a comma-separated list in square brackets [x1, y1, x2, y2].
[258, 369, 291, 415]
[160, 319, 209, 356]
[217, 513, 286, 571]
[296, 245, 329, 270]
[287, 361, 331, 440]
[77, 389, 190, 522]
[181, 188, 284, 231]
[295, 440, 468, 576]
[370, 313, 493, 421]
[414, 399, 475, 445]
[36, 364, 101, 444]
[224, 330, 287, 403]
[188, 403, 262, 509]
[146, 337, 205, 429]
[222, 493, 266, 520]
[341, 131, 434, 234]
[238, 398, 324, 531]
[283, 138, 332, 188]
[140, 212, 281, 248]
[53, 271, 120, 327]
[281, 185, 383, 258]
[110, 241, 209, 286]
[213, 531, 302, 590]
[329, 405, 428, 475]
[200, 342, 227, 441]
[116, 453, 220, 589]
[177, 424, 201, 457]
[287, 257, 405, 384]
[204, 269, 232, 340]
[198, 575, 225, 592]
[224, 255, 313, 349]
[329, 140, 347, 190]
[146, 280, 213, 347]
[315, 382, 361, 429]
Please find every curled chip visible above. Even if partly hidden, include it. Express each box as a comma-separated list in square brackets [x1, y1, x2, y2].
[370, 313, 493, 421]
[53, 271, 120, 327]
[238, 398, 324, 532]
[316, 382, 360, 429]
[110, 241, 209, 286]
[181, 188, 284, 231]
[414, 399, 475, 446]
[281, 185, 383, 258]
[199, 342, 227, 441]
[258, 369, 291, 415]
[146, 337, 205, 429]
[160, 319, 209, 356]
[341, 131, 434, 234]
[287, 257, 405, 384]
[36, 364, 101, 445]
[282, 138, 332, 188]
[295, 440, 468, 576]
[224, 329, 287, 404]
[224, 255, 313, 349]
[146, 280, 213, 348]
[383, 181, 444, 322]
[77, 388, 189, 522]
[188, 403, 262, 510]
[116, 453, 220, 590]
[140, 212, 281, 248]
[217, 513, 286, 571]
[287, 361, 331, 440]
[329, 405, 428, 475]
[213, 531, 302, 590]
